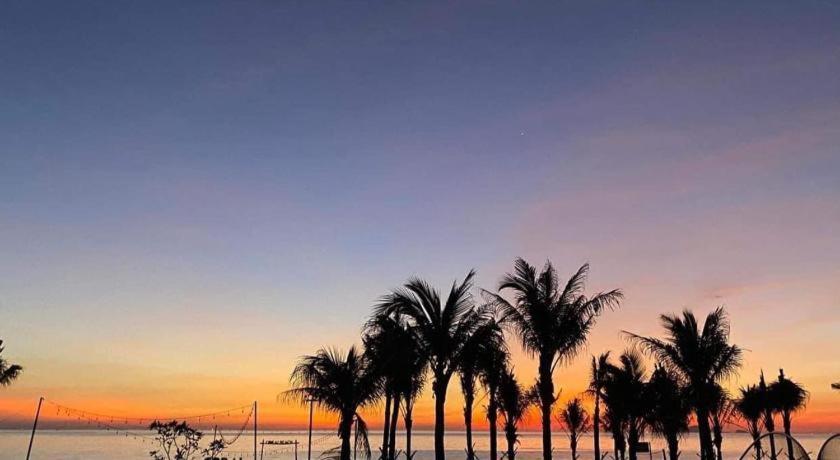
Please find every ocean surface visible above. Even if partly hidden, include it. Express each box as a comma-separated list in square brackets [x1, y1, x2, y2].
[0, 430, 831, 460]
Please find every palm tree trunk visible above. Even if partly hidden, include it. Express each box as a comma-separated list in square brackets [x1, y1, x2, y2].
[570, 432, 579, 460]
[666, 433, 679, 460]
[538, 357, 554, 460]
[488, 389, 498, 460]
[433, 373, 449, 460]
[382, 393, 392, 460]
[341, 413, 354, 460]
[389, 394, 401, 460]
[464, 391, 475, 460]
[749, 424, 762, 460]
[404, 404, 414, 460]
[783, 412, 794, 460]
[713, 422, 723, 460]
[593, 395, 601, 460]
[505, 425, 516, 460]
[628, 421, 639, 460]
[696, 409, 714, 460]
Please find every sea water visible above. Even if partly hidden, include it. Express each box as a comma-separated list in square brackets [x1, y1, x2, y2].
[0, 430, 830, 460]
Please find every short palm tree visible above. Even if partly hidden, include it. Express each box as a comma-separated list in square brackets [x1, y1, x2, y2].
[588, 352, 611, 460]
[497, 368, 534, 460]
[487, 259, 622, 460]
[772, 369, 809, 460]
[604, 351, 647, 460]
[285, 347, 381, 460]
[626, 307, 742, 460]
[645, 365, 690, 460]
[477, 330, 509, 460]
[458, 318, 503, 460]
[759, 371, 779, 460]
[708, 384, 734, 460]
[363, 315, 425, 460]
[375, 271, 486, 460]
[734, 384, 764, 460]
[558, 398, 591, 460]
[0, 340, 23, 387]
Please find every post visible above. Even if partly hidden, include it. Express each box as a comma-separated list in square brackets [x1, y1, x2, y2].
[307, 397, 315, 460]
[295, 440, 299, 460]
[26, 397, 44, 460]
[254, 401, 259, 460]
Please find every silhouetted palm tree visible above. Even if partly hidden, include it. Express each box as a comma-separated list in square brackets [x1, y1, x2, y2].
[458, 317, 503, 460]
[375, 271, 486, 460]
[604, 351, 647, 460]
[645, 365, 690, 460]
[401, 354, 427, 460]
[759, 371, 779, 460]
[285, 347, 381, 460]
[0, 340, 23, 387]
[363, 315, 425, 460]
[487, 259, 622, 460]
[626, 308, 742, 460]
[497, 368, 534, 460]
[772, 369, 809, 460]
[558, 398, 591, 460]
[477, 329, 509, 460]
[588, 352, 611, 460]
[734, 384, 764, 460]
[603, 401, 627, 460]
[709, 384, 734, 460]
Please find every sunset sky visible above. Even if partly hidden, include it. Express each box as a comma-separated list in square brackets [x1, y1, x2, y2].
[1, 2, 839, 432]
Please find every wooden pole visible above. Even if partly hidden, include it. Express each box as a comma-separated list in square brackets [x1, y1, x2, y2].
[254, 401, 259, 460]
[26, 397, 44, 460]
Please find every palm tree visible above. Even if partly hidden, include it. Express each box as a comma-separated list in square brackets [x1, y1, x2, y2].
[558, 398, 591, 460]
[602, 401, 628, 460]
[0, 340, 23, 387]
[363, 315, 426, 460]
[708, 384, 734, 460]
[375, 271, 486, 460]
[285, 347, 381, 460]
[626, 307, 742, 460]
[477, 330, 509, 460]
[588, 352, 611, 460]
[734, 385, 764, 460]
[604, 351, 647, 460]
[458, 317, 503, 460]
[645, 365, 690, 460]
[771, 369, 809, 460]
[759, 371, 779, 460]
[487, 259, 622, 460]
[400, 352, 427, 460]
[497, 368, 534, 460]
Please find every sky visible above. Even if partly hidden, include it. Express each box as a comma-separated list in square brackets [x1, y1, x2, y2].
[1, 1, 839, 432]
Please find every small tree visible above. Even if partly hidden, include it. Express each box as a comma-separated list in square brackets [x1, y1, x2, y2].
[0, 340, 23, 387]
[148, 420, 203, 460]
[558, 398, 591, 460]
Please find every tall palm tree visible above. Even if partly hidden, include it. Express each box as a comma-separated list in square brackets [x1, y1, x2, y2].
[477, 331, 509, 460]
[497, 368, 534, 460]
[375, 271, 486, 460]
[771, 369, 809, 460]
[558, 398, 591, 460]
[604, 350, 648, 460]
[458, 318, 502, 460]
[734, 385, 764, 460]
[0, 340, 23, 387]
[645, 365, 690, 460]
[626, 307, 742, 460]
[708, 384, 734, 460]
[285, 347, 381, 460]
[487, 259, 622, 460]
[588, 352, 611, 460]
